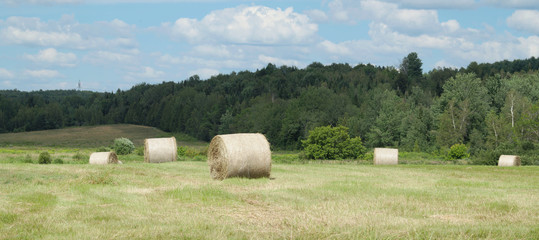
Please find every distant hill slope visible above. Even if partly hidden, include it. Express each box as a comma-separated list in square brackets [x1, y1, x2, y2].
[0, 124, 173, 147]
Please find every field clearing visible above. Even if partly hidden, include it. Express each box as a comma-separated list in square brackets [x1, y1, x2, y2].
[0, 162, 537, 239]
[0, 124, 207, 148]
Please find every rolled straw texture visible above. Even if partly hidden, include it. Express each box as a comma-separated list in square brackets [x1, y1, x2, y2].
[498, 155, 521, 166]
[207, 133, 271, 180]
[144, 137, 177, 163]
[373, 148, 398, 165]
[89, 152, 120, 164]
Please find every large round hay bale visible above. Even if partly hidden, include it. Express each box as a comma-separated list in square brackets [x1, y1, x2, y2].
[207, 133, 271, 180]
[498, 155, 521, 166]
[373, 148, 398, 165]
[144, 137, 177, 163]
[89, 152, 120, 164]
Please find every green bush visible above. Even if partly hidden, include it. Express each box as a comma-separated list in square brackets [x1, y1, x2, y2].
[177, 146, 187, 158]
[53, 158, 64, 164]
[112, 137, 135, 155]
[362, 152, 373, 161]
[72, 152, 88, 162]
[302, 125, 366, 160]
[447, 143, 470, 160]
[521, 141, 535, 151]
[135, 146, 144, 156]
[38, 152, 51, 164]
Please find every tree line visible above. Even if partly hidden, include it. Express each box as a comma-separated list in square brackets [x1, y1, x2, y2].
[1, 54, 538, 164]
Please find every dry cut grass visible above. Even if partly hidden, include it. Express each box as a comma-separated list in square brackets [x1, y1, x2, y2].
[0, 162, 537, 239]
[0, 124, 207, 148]
[0, 124, 167, 147]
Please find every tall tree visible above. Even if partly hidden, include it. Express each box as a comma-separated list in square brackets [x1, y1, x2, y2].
[434, 73, 490, 147]
[398, 52, 423, 94]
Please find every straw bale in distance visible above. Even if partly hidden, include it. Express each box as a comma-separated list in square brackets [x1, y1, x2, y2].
[144, 137, 177, 163]
[207, 133, 271, 180]
[498, 155, 521, 166]
[89, 152, 120, 164]
[373, 148, 398, 165]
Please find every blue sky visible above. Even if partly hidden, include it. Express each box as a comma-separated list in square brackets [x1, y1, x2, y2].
[0, 0, 538, 92]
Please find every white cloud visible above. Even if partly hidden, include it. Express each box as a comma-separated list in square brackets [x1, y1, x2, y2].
[1, 26, 84, 47]
[385, 8, 440, 34]
[24, 69, 61, 78]
[24, 48, 77, 67]
[0, 16, 137, 50]
[168, 5, 318, 45]
[0, 68, 15, 78]
[480, 0, 539, 8]
[316, 16, 539, 70]
[441, 20, 460, 33]
[507, 10, 539, 35]
[304, 9, 329, 23]
[326, 0, 452, 35]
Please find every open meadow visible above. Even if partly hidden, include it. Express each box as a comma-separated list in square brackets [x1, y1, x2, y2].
[0, 161, 538, 239]
[0, 125, 538, 239]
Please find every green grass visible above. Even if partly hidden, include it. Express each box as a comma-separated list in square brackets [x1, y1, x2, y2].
[0, 161, 537, 239]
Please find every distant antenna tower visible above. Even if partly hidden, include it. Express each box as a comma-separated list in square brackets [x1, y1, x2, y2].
[78, 80, 81, 91]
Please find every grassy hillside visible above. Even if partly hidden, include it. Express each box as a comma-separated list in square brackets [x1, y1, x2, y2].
[0, 124, 206, 148]
[0, 162, 537, 239]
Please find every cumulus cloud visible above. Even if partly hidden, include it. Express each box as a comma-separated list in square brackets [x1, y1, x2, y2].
[24, 69, 61, 78]
[507, 10, 539, 34]
[0, 68, 15, 78]
[0, 16, 137, 50]
[24, 48, 77, 67]
[318, 18, 539, 70]
[312, 0, 539, 69]
[325, 0, 455, 35]
[167, 5, 318, 45]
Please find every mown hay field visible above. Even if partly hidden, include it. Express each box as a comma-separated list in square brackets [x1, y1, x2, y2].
[1, 161, 538, 239]
[0, 124, 206, 148]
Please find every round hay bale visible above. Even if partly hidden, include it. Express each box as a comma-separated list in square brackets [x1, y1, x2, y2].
[208, 133, 271, 180]
[89, 152, 120, 164]
[498, 155, 521, 166]
[373, 148, 398, 165]
[144, 137, 177, 163]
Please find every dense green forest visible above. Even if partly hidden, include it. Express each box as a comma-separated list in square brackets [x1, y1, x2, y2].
[1, 53, 538, 164]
